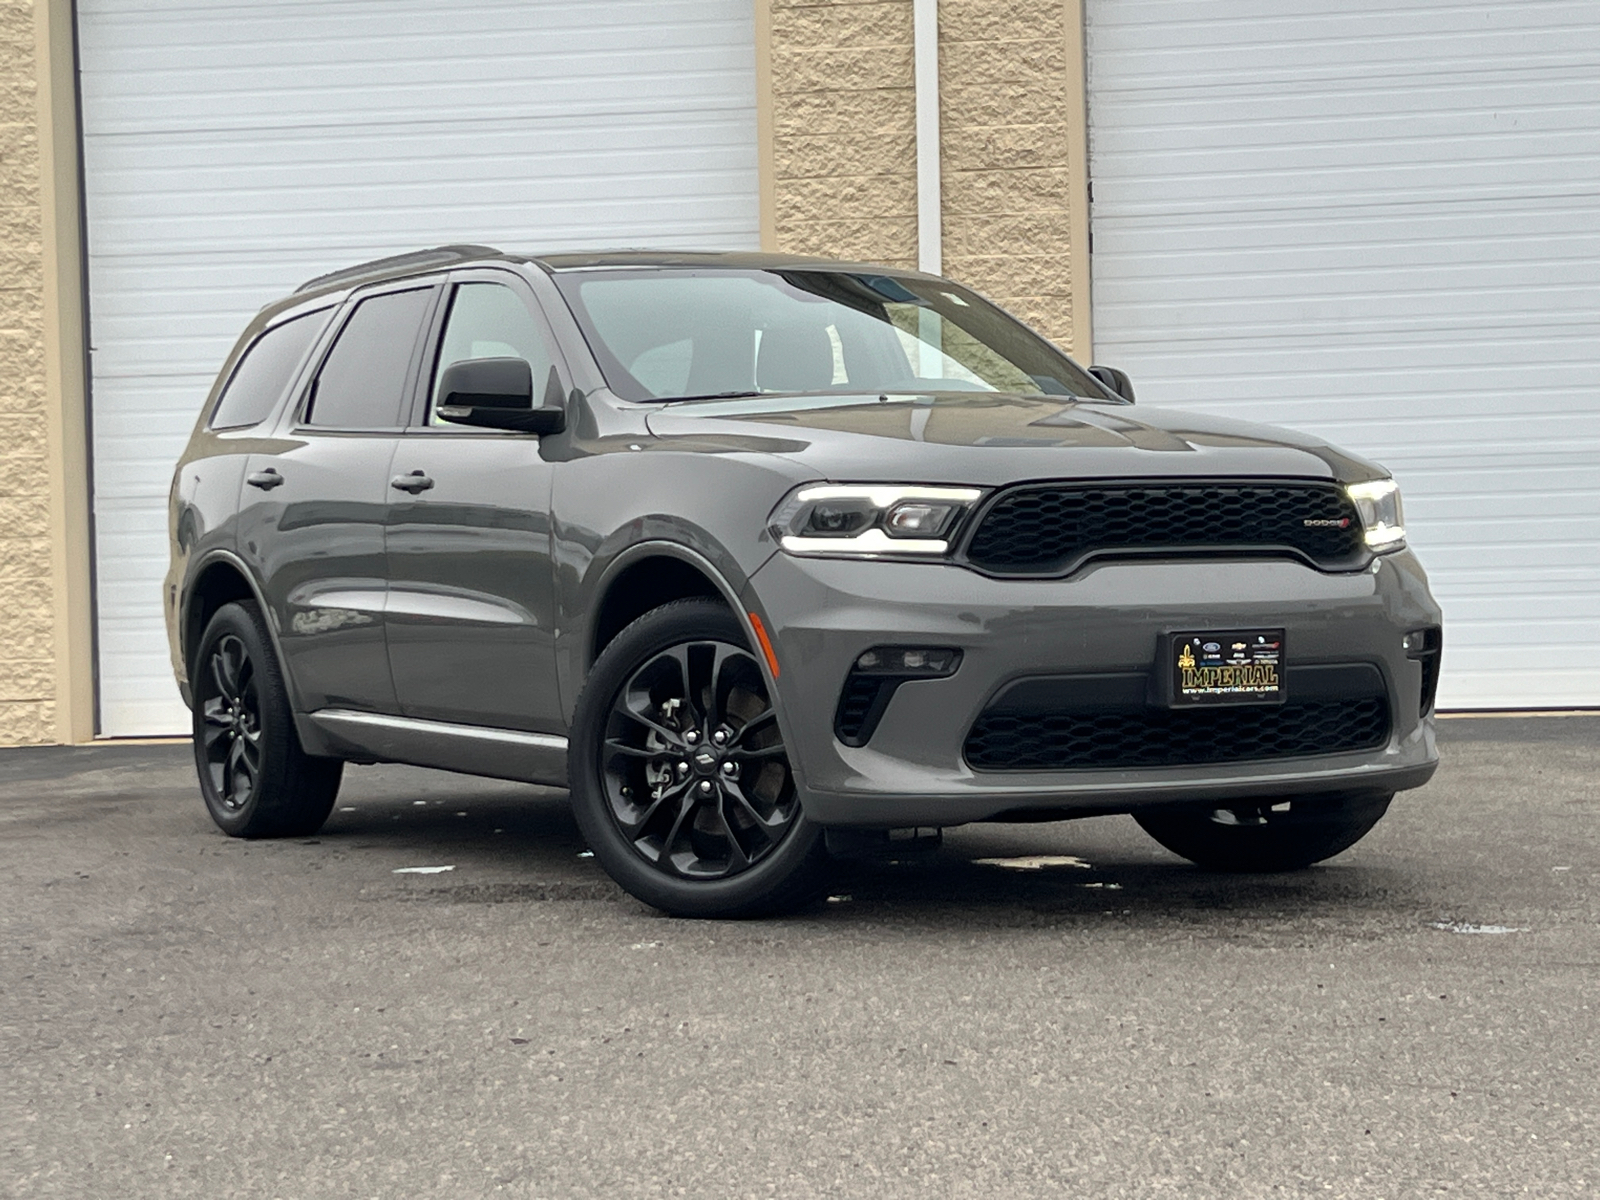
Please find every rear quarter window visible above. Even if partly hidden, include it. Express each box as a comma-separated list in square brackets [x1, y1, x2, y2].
[209, 309, 329, 430]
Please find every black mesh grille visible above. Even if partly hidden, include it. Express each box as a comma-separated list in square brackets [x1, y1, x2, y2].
[964, 670, 1390, 771]
[964, 481, 1366, 575]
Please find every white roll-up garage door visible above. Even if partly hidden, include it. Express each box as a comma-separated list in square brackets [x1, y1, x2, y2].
[1085, 0, 1600, 709]
[77, 1, 761, 736]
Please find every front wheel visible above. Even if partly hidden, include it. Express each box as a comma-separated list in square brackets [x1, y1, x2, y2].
[192, 600, 343, 838]
[1134, 792, 1393, 872]
[567, 599, 828, 918]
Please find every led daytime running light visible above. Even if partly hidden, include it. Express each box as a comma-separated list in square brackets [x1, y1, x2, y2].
[772, 484, 984, 558]
[1345, 478, 1406, 551]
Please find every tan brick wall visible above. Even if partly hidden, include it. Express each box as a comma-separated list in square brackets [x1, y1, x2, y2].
[939, 0, 1077, 345]
[768, 0, 919, 269]
[0, 0, 54, 744]
[764, 0, 1085, 348]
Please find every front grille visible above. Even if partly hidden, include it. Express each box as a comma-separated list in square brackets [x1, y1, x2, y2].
[964, 481, 1366, 575]
[964, 665, 1390, 771]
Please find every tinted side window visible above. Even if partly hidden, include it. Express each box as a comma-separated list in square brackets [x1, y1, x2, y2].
[427, 282, 558, 422]
[210, 310, 328, 430]
[307, 288, 433, 428]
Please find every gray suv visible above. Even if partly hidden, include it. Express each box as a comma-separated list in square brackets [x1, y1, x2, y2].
[166, 246, 1442, 917]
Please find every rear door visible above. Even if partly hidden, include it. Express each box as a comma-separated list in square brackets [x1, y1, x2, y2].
[236, 279, 440, 714]
[383, 270, 566, 733]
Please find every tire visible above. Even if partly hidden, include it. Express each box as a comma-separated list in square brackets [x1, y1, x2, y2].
[568, 598, 828, 918]
[1133, 792, 1393, 872]
[191, 600, 343, 838]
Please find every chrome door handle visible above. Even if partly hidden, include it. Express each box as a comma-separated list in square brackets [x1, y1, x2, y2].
[390, 470, 434, 494]
[246, 469, 283, 490]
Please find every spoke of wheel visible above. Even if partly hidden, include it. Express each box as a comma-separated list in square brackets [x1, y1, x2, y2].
[201, 701, 232, 754]
[655, 644, 699, 722]
[729, 742, 787, 761]
[617, 777, 691, 838]
[658, 793, 699, 875]
[223, 640, 246, 697]
[731, 709, 777, 746]
[604, 738, 668, 760]
[713, 801, 752, 873]
[704, 643, 743, 729]
[616, 695, 684, 748]
[209, 650, 234, 702]
[226, 738, 251, 800]
[722, 777, 791, 830]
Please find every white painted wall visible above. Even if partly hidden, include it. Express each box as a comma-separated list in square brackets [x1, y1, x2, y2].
[77, 0, 762, 734]
[1085, 0, 1600, 708]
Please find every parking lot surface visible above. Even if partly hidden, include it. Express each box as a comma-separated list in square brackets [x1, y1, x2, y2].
[3, 716, 1597, 1198]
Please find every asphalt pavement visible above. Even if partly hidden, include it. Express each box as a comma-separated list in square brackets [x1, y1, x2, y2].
[3, 716, 1597, 1198]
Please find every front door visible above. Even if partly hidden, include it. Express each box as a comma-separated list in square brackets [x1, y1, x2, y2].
[383, 273, 565, 733]
[237, 280, 439, 714]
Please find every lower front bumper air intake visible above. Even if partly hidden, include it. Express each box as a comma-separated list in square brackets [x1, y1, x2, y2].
[963, 664, 1391, 772]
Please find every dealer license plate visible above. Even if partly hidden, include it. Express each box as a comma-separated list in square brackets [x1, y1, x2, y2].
[1169, 629, 1286, 707]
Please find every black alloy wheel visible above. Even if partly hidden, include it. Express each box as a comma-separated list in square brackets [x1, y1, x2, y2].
[1134, 791, 1393, 872]
[199, 633, 263, 812]
[191, 600, 342, 838]
[569, 599, 827, 917]
[603, 638, 796, 879]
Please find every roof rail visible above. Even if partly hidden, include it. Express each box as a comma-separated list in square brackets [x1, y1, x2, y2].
[294, 244, 502, 294]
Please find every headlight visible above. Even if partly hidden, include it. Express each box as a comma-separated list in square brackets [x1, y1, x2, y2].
[1346, 478, 1406, 551]
[769, 484, 985, 557]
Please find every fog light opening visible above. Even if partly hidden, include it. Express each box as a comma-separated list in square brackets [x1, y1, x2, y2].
[852, 646, 962, 677]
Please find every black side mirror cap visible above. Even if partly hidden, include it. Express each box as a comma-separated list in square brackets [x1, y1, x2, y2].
[436, 356, 566, 434]
[437, 403, 566, 434]
[1088, 364, 1135, 403]
[439, 356, 533, 408]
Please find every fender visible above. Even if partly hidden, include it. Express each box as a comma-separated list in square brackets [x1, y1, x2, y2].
[560, 538, 773, 707]
[180, 547, 332, 755]
[558, 536, 810, 799]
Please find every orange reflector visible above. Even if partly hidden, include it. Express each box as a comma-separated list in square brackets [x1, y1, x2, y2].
[748, 612, 780, 678]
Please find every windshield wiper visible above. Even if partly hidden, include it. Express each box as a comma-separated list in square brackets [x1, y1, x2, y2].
[653, 390, 765, 403]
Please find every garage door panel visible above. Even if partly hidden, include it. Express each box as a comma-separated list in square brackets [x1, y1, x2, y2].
[1088, 0, 1600, 708]
[79, 0, 760, 736]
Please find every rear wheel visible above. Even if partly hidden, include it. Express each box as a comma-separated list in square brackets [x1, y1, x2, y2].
[568, 599, 827, 917]
[1133, 792, 1392, 872]
[192, 600, 342, 838]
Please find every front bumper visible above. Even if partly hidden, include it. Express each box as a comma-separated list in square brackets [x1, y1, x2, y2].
[744, 550, 1441, 827]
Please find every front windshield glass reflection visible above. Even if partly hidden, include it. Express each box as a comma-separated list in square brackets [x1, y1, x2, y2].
[552, 268, 1110, 404]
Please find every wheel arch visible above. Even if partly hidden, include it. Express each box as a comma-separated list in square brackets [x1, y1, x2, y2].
[587, 544, 738, 670]
[181, 551, 306, 718]
[564, 539, 807, 804]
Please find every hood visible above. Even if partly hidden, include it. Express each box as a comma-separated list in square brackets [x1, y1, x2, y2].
[643, 392, 1386, 485]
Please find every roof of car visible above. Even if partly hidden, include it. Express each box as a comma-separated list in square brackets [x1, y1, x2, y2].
[265, 245, 935, 332]
[526, 249, 920, 274]
[291, 245, 925, 297]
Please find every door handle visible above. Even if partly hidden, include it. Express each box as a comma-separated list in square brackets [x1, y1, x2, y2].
[246, 469, 284, 490]
[390, 470, 435, 495]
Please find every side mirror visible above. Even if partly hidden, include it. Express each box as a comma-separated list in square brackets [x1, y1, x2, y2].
[436, 357, 566, 434]
[1088, 364, 1135, 403]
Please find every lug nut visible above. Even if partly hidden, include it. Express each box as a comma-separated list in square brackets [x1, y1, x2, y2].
[676, 761, 690, 776]
[685, 730, 700, 745]
[698, 780, 714, 795]
[721, 761, 738, 776]
[712, 729, 728, 746]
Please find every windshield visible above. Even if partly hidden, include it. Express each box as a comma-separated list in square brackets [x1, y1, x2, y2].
[551, 267, 1111, 403]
